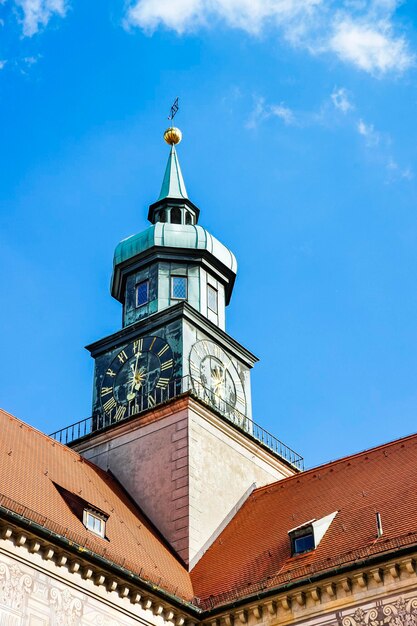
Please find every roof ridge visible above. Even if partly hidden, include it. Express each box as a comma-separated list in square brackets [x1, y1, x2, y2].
[253, 429, 417, 496]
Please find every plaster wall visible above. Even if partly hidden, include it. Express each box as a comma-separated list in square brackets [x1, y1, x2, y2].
[188, 403, 294, 566]
[77, 407, 190, 561]
[76, 398, 295, 567]
[0, 542, 172, 626]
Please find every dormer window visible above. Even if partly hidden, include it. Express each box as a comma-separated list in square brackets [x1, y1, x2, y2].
[83, 509, 107, 538]
[291, 525, 315, 555]
[289, 511, 338, 556]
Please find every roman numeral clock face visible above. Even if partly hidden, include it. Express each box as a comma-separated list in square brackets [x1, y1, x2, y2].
[189, 340, 246, 417]
[99, 336, 174, 421]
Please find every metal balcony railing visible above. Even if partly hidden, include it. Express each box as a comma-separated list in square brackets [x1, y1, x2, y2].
[49, 375, 304, 471]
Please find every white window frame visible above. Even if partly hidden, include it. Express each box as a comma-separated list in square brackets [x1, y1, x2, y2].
[171, 275, 188, 300]
[207, 284, 218, 313]
[83, 509, 106, 538]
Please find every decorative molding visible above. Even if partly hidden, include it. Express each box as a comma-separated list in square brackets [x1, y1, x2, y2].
[342, 596, 417, 626]
[69, 560, 80, 573]
[295, 591, 306, 607]
[309, 587, 321, 602]
[353, 573, 367, 589]
[49, 586, 83, 625]
[281, 595, 291, 610]
[235, 609, 248, 623]
[402, 559, 416, 575]
[326, 583, 336, 597]
[142, 597, 153, 610]
[15, 533, 27, 546]
[340, 577, 352, 592]
[0, 561, 32, 611]
[370, 568, 383, 584]
[28, 539, 41, 553]
[266, 600, 277, 616]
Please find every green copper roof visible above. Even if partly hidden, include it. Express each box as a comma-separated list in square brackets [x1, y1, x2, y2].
[113, 223, 237, 273]
[158, 145, 188, 201]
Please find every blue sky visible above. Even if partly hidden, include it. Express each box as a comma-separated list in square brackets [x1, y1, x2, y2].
[1, 0, 417, 468]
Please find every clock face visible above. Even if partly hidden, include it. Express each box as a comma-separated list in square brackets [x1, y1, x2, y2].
[100, 335, 174, 421]
[189, 340, 246, 416]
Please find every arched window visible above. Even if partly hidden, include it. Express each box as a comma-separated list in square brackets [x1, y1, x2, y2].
[159, 209, 166, 223]
[185, 212, 192, 225]
[171, 207, 181, 224]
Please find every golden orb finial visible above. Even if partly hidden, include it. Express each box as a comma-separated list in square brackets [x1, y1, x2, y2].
[164, 127, 182, 146]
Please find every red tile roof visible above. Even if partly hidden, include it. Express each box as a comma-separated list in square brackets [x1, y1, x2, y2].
[0, 408, 194, 602]
[191, 432, 417, 608]
[3, 406, 417, 611]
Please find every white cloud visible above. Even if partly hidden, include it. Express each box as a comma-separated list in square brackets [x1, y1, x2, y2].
[14, 0, 67, 37]
[331, 87, 353, 113]
[386, 157, 413, 181]
[0, 60, 7, 70]
[270, 103, 295, 125]
[246, 96, 296, 129]
[126, 0, 321, 36]
[357, 118, 380, 145]
[125, 0, 414, 76]
[329, 18, 413, 74]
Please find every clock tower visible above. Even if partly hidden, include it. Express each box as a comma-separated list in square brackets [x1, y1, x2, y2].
[69, 125, 303, 568]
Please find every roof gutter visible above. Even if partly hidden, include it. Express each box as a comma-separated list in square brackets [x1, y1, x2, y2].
[198, 541, 417, 617]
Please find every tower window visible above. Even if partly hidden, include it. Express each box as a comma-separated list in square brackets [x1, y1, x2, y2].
[208, 285, 218, 313]
[185, 212, 192, 225]
[159, 209, 166, 223]
[136, 280, 149, 307]
[171, 207, 181, 224]
[171, 276, 187, 300]
[83, 509, 106, 538]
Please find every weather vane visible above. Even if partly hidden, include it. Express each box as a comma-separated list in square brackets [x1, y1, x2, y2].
[168, 97, 179, 121]
[164, 97, 182, 146]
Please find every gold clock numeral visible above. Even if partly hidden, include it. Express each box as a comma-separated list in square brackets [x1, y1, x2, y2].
[101, 386, 113, 397]
[133, 339, 143, 354]
[115, 405, 127, 421]
[117, 350, 128, 364]
[106, 368, 116, 377]
[103, 397, 116, 414]
[156, 377, 170, 388]
[160, 358, 173, 371]
[149, 336, 157, 350]
[148, 395, 156, 407]
[157, 344, 169, 358]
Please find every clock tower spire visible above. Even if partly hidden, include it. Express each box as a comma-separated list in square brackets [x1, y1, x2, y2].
[60, 118, 303, 568]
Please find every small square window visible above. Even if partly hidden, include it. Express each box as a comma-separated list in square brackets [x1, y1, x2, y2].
[207, 285, 218, 313]
[293, 532, 315, 554]
[171, 276, 187, 300]
[83, 510, 106, 538]
[136, 280, 149, 307]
